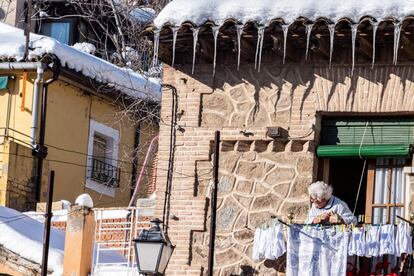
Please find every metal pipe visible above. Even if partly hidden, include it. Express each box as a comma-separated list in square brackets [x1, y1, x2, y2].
[161, 84, 178, 233]
[31, 65, 45, 146]
[0, 62, 44, 70]
[129, 135, 159, 207]
[40, 170, 55, 276]
[207, 131, 220, 276]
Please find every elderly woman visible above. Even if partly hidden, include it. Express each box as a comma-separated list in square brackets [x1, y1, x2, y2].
[306, 181, 356, 224]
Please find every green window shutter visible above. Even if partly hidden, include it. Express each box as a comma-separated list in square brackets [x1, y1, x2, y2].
[317, 144, 411, 158]
[318, 118, 414, 157]
[0, 76, 8, 90]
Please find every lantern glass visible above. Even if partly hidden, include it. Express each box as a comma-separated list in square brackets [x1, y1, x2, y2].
[158, 241, 173, 273]
[135, 241, 163, 272]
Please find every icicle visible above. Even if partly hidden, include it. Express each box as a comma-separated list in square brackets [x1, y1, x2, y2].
[257, 27, 265, 72]
[152, 29, 160, 68]
[351, 24, 358, 76]
[171, 26, 179, 68]
[393, 22, 401, 66]
[212, 25, 220, 77]
[305, 24, 314, 61]
[255, 26, 265, 72]
[236, 25, 243, 71]
[282, 24, 289, 64]
[191, 27, 199, 75]
[328, 24, 336, 68]
[371, 21, 378, 69]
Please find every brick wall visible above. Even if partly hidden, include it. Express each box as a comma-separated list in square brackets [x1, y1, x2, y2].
[157, 63, 414, 275]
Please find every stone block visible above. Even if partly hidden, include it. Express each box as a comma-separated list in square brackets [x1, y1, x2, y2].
[233, 228, 254, 244]
[264, 167, 296, 185]
[215, 234, 233, 251]
[215, 247, 240, 267]
[251, 193, 281, 211]
[290, 176, 312, 198]
[216, 198, 240, 232]
[235, 180, 254, 194]
[218, 176, 235, 195]
[272, 182, 290, 198]
[236, 161, 266, 180]
[229, 86, 249, 102]
[233, 194, 252, 209]
[248, 211, 275, 229]
[219, 152, 240, 172]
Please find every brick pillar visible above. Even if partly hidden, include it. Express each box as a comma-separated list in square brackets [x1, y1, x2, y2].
[63, 205, 95, 276]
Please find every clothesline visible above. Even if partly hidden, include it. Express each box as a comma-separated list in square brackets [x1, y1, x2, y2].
[270, 215, 413, 229]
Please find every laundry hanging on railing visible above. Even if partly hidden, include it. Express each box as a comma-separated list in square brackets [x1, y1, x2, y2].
[252, 222, 413, 276]
[252, 221, 286, 261]
[287, 225, 350, 276]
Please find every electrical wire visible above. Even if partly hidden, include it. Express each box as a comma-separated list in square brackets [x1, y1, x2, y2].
[1, 148, 212, 179]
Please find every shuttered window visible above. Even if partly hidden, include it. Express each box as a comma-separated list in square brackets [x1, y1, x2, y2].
[317, 118, 414, 158]
[0, 76, 8, 90]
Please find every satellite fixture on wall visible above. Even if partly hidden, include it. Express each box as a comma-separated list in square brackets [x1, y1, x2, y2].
[266, 127, 286, 139]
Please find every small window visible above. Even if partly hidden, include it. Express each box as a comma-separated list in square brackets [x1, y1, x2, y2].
[40, 21, 73, 45]
[86, 120, 120, 197]
[93, 134, 107, 163]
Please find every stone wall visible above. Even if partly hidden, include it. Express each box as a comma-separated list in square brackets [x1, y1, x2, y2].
[0, 140, 36, 212]
[0, 245, 42, 276]
[156, 64, 414, 275]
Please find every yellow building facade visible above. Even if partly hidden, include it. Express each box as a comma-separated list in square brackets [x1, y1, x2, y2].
[0, 68, 158, 211]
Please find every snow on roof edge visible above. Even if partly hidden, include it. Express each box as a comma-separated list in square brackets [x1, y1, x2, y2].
[0, 22, 161, 102]
[154, 0, 414, 29]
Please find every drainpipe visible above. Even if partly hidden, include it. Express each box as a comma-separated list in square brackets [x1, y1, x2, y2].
[207, 131, 220, 276]
[34, 64, 60, 201]
[31, 65, 44, 146]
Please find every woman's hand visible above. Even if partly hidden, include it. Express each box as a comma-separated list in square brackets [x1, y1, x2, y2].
[312, 212, 330, 224]
[328, 212, 344, 224]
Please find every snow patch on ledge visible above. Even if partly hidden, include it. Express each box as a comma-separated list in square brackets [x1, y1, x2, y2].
[75, 193, 94, 208]
[0, 22, 161, 101]
[154, 0, 414, 28]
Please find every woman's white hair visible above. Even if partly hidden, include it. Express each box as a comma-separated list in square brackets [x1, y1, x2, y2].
[308, 181, 333, 200]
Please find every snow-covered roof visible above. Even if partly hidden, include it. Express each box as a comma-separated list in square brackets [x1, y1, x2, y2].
[0, 22, 161, 101]
[0, 206, 65, 275]
[130, 7, 156, 23]
[0, 206, 127, 276]
[154, 0, 414, 28]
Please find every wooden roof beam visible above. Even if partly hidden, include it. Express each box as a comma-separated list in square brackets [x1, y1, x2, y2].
[310, 34, 330, 60]
[357, 36, 373, 60]
[401, 33, 414, 60]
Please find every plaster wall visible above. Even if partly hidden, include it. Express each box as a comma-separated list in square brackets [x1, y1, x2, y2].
[0, 71, 156, 209]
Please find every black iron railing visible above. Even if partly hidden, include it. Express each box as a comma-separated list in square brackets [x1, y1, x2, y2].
[90, 158, 120, 188]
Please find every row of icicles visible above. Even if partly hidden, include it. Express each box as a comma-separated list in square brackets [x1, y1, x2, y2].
[152, 20, 403, 76]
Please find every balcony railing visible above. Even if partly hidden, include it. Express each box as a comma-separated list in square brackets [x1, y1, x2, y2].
[90, 158, 120, 188]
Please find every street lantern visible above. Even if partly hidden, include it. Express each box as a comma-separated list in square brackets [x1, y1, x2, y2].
[134, 218, 174, 275]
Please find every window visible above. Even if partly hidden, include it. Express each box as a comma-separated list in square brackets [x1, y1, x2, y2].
[86, 120, 120, 197]
[318, 117, 412, 224]
[366, 158, 407, 224]
[40, 21, 73, 45]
